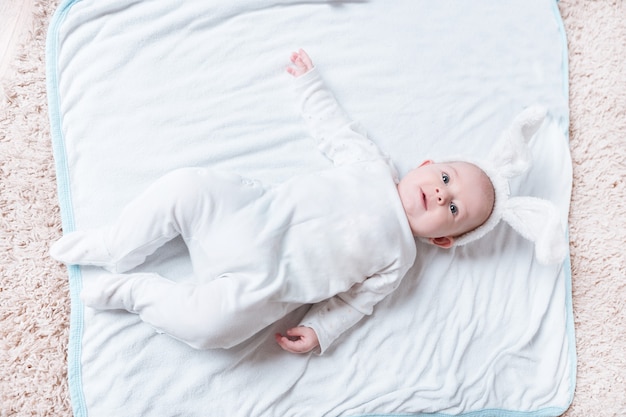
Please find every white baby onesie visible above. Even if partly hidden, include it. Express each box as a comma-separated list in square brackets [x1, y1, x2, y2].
[54, 68, 417, 353]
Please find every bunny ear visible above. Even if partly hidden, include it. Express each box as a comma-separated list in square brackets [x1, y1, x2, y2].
[501, 196, 568, 265]
[488, 105, 547, 178]
[448, 104, 565, 265]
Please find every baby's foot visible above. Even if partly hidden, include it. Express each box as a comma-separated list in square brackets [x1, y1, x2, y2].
[50, 230, 115, 271]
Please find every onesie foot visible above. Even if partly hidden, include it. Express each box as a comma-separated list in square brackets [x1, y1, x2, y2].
[81, 273, 137, 312]
[50, 230, 116, 271]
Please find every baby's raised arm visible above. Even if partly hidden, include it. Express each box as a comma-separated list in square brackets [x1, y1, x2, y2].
[286, 49, 314, 77]
[287, 50, 394, 171]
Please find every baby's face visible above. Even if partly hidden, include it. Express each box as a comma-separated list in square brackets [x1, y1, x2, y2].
[397, 160, 494, 247]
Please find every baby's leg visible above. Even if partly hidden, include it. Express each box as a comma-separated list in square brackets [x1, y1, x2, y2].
[82, 272, 291, 350]
[51, 168, 249, 273]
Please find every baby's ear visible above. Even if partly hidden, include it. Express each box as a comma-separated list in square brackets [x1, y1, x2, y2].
[419, 159, 434, 168]
[429, 236, 454, 248]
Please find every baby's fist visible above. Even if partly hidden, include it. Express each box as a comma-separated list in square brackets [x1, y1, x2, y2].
[287, 49, 314, 77]
[275, 326, 319, 353]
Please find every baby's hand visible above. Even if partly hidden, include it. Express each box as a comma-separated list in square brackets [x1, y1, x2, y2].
[275, 326, 319, 353]
[286, 49, 314, 77]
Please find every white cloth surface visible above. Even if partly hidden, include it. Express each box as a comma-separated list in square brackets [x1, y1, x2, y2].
[46, 0, 575, 416]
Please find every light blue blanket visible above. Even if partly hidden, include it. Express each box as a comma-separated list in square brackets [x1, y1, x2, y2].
[47, 0, 575, 415]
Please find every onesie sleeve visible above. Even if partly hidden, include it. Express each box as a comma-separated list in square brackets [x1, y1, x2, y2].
[294, 68, 398, 178]
[299, 270, 405, 354]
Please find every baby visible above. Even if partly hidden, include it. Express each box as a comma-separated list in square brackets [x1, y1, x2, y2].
[51, 50, 497, 354]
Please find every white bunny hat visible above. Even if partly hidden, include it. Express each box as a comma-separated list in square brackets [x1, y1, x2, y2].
[443, 105, 568, 265]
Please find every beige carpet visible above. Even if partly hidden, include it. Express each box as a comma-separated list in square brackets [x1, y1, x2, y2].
[1, 0, 624, 415]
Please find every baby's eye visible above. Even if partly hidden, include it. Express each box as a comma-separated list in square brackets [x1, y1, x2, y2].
[450, 203, 458, 215]
[442, 173, 450, 184]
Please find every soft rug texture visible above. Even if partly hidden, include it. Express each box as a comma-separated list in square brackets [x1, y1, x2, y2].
[0, 1, 624, 416]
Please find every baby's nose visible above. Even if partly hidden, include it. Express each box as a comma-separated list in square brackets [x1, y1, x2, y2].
[435, 187, 449, 204]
